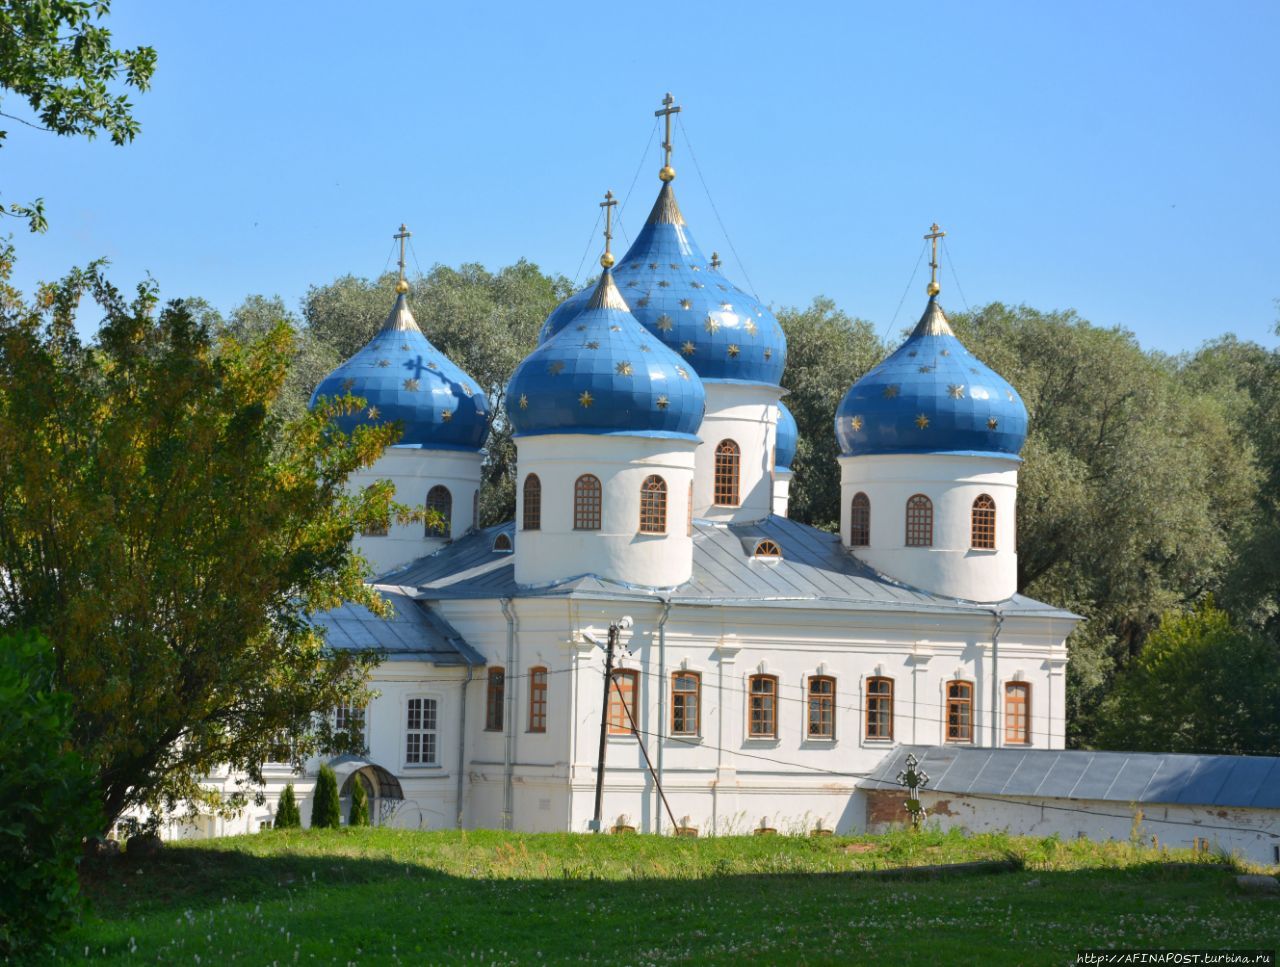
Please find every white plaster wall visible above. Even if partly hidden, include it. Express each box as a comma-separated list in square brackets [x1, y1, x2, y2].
[839, 452, 1019, 602]
[772, 469, 792, 518]
[513, 434, 697, 588]
[693, 383, 783, 523]
[350, 446, 484, 576]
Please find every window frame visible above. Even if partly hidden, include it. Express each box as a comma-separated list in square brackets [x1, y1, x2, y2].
[639, 474, 668, 535]
[713, 440, 741, 507]
[607, 668, 639, 736]
[522, 473, 541, 531]
[1004, 681, 1030, 745]
[946, 680, 974, 743]
[754, 539, 782, 558]
[528, 666, 548, 733]
[574, 474, 602, 531]
[850, 492, 871, 547]
[404, 695, 440, 767]
[484, 667, 505, 732]
[905, 493, 933, 547]
[671, 671, 701, 737]
[333, 701, 368, 754]
[748, 674, 779, 739]
[806, 675, 836, 741]
[426, 484, 452, 537]
[865, 676, 894, 741]
[971, 493, 996, 550]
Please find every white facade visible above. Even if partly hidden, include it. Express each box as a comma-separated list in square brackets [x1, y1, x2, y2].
[772, 467, 792, 517]
[839, 452, 1019, 602]
[693, 383, 783, 523]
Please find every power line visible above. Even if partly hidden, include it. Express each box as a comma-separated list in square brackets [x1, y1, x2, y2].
[882, 240, 927, 345]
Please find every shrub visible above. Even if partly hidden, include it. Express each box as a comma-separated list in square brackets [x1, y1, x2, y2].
[275, 784, 301, 829]
[0, 632, 100, 959]
[310, 766, 341, 829]
[349, 780, 370, 827]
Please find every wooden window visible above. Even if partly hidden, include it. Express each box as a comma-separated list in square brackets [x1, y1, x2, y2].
[1005, 682, 1030, 745]
[807, 676, 835, 739]
[426, 484, 452, 537]
[972, 493, 996, 549]
[686, 480, 693, 536]
[639, 475, 667, 534]
[405, 697, 438, 765]
[528, 667, 548, 733]
[754, 539, 782, 558]
[492, 533, 512, 552]
[334, 702, 367, 753]
[671, 672, 700, 736]
[865, 677, 894, 740]
[946, 680, 973, 742]
[522, 473, 541, 530]
[607, 669, 638, 735]
[905, 494, 933, 547]
[484, 667, 504, 732]
[714, 440, 741, 506]
[574, 474, 602, 530]
[748, 674, 778, 738]
[850, 492, 871, 547]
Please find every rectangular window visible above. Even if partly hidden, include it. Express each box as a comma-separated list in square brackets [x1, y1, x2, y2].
[528, 667, 548, 733]
[671, 672, 700, 736]
[485, 667, 504, 732]
[947, 681, 973, 743]
[749, 675, 778, 738]
[1005, 682, 1030, 745]
[807, 676, 835, 739]
[405, 697, 438, 765]
[334, 702, 367, 753]
[608, 669, 638, 735]
[865, 677, 894, 740]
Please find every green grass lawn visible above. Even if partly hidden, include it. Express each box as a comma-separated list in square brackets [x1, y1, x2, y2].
[65, 828, 1278, 964]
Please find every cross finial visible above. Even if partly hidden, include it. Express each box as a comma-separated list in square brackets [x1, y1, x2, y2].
[710, 251, 722, 270]
[394, 223, 412, 294]
[654, 92, 682, 183]
[599, 191, 618, 269]
[924, 222, 945, 297]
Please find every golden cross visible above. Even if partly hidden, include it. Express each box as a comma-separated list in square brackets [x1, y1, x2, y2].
[655, 92, 682, 181]
[394, 223, 412, 292]
[599, 191, 618, 269]
[710, 251, 722, 270]
[924, 222, 945, 296]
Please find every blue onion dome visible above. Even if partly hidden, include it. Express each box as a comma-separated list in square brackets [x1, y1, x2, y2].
[507, 268, 705, 439]
[775, 401, 797, 471]
[309, 291, 490, 450]
[539, 184, 786, 386]
[834, 297, 1028, 459]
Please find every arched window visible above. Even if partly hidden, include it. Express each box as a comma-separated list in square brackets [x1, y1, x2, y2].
[639, 475, 667, 534]
[1005, 682, 1030, 745]
[905, 494, 932, 547]
[865, 677, 894, 740]
[484, 667, 504, 732]
[574, 474, 602, 530]
[946, 680, 973, 742]
[850, 492, 871, 546]
[426, 485, 452, 537]
[492, 533, 513, 553]
[522, 474, 541, 531]
[972, 493, 996, 549]
[807, 676, 835, 739]
[528, 667, 548, 733]
[671, 671, 700, 736]
[714, 440, 740, 506]
[754, 539, 782, 558]
[748, 674, 778, 738]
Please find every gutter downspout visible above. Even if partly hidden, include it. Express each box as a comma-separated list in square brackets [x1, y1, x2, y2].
[500, 597, 516, 830]
[455, 657, 474, 829]
[655, 597, 672, 835]
[989, 609, 1004, 749]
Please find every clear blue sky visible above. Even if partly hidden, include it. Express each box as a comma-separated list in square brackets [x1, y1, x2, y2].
[6, 0, 1278, 353]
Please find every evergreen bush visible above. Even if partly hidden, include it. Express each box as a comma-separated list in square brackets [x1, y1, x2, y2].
[275, 784, 301, 829]
[310, 765, 341, 829]
[349, 779, 370, 827]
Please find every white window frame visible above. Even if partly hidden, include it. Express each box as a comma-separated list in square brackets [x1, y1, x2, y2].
[404, 694, 442, 768]
[334, 701, 368, 755]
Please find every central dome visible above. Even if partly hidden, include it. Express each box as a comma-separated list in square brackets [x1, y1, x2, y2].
[539, 184, 786, 386]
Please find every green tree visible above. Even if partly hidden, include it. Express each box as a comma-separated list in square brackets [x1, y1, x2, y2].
[310, 766, 340, 829]
[0, 631, 99, 959]
[776, 297, 884, 530]
[274, 784, 301, 829]
[0, 0, 156, 233]
[0, 264, 411, 831]
[348, 778, 370, 827]
[1095, 599, 1280, 755]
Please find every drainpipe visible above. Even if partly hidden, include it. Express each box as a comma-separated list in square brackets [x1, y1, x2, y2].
[654, 597, 672, 835]
[989, 609, 1004, 749]
[455, 658, 474, 829]
[500, 597, 517, 830]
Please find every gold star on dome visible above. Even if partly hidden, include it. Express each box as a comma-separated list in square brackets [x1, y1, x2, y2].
[691, 281, 704, 289]
[704, 316, 720, 334]
[656, 395, 670, 409]
[940, 349, 951, 356]
[519, 394, 529, 409]
[658, 280, 670, 288]
[727, 344, 740, 357]
[690, 264, 700, 271]
[721, 302, 733, 311]
[442, 409, 453, 422]
[579, 390, 594, 408]
[681, 341, 696, 356]
[764, 348, 773, 360]
[987, 417, 999, 430]
[680, 299, 692, 310]
[585, 341, 600, 350]
[342, 378, 356, 392]
[948, 384, 965, 399]
[908, 351, 918, 358]
[401, 343, 410, 351]
[367, 406, 380, 419]
[851, 415, 864, 432]
[637, 296, 650, 308]
[616, 361, 633, 376]
[919, 365, 933, 373]
[656, 314, 674, 331]
[625, 280, 637, 288]
[610, 325, 622, 332]
[883, 384, 899, 399]
[676, 366, 690, 380]
[716, 283, 727, 291]
[649, 262, 659, 269]
[577, 324, 588, 331]
[403, 378, 420, 391]
[915, 413, 930, 429]
[745, 320, 758, 337]
[548, 361, 564, 375]
[377, 359, 391, 368]
[639, 344, 652, 352]
[669, 262, 679, 269]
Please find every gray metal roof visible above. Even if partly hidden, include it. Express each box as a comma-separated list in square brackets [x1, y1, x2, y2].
[859, 745, 1280, 810]
[378, 515, 1077, 619]
[310, 586, 484, 665]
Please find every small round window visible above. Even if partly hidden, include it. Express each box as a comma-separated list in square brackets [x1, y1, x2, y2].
[492, 533, 513, 553]
[754, 539, 782, 558]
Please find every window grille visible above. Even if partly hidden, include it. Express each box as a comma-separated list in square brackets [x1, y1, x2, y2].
[906, 494, 933, 547]
[865, 677, 894, 740]
[754, 539, 782, 558]
[574, 474, 602, 530]
[426, 485, 452, 537]
[850, 492, 871, 546]
[405, 697, 438, 765]
[522, 474, 541, 531]
[972, 493, 996, 549]
[714, 440, 741, 506]
[639, 475, 667, 534]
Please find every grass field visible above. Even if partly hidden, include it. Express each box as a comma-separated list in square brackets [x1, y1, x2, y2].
[65, 828, 1278, 964]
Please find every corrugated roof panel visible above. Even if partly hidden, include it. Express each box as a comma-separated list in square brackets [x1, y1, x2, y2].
[1104, 753, 1167, 801]
[1177, 755, 1239, 807]
[968, 749, 1024, 794]
[1141, 754, 1202, 804]
[1037, 751, 1092, 798]
[1247, 759, 1280, 809]
[1070, 754, 1130, 800]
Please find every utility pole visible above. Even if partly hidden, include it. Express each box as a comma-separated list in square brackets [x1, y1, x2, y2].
[590, 617, 630, 832]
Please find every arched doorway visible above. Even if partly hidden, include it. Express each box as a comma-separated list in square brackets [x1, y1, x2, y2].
[330, 756, 405, 826]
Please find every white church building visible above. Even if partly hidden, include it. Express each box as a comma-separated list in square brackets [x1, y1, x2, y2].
[180, 97, 1095, 842]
